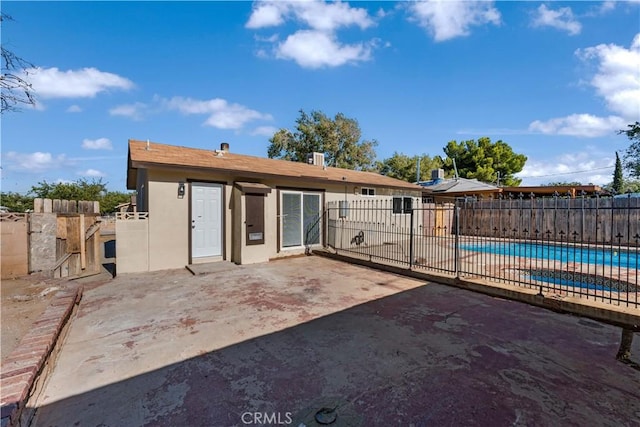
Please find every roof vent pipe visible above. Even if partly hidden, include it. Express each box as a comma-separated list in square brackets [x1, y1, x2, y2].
[220, 142, 230, 152]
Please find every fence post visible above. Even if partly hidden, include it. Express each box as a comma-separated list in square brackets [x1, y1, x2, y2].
[454, 200, 460, 278]
[409, 208, 414, 269]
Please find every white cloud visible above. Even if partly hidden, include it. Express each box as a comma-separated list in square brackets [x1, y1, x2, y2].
[577, 34, 640, 120]
[528, 114, 626, 137]
[66, 105, 82, 113]
[255, 34, 279, 43]
[406, 0, 501, 42]
[246, 2, 285, 28]
[164, 97, 272, 129]
[529, 34, 640, 137]
[516, 150, 615, 186]
[78, 169, 105, 177]
[25, 67, 133, 99]
[109, 102, 148, 121]
[247, 1, 374, 32]
[531, 4, 581, 36]
[291, 1, 374, 32]
[276, 30, 373, 68]
[4, 152, 68, 173]
[247, 1, 377, 68]
[107, 96, 272, 130]
[82, 138, 113, 150]
[250, 126, 278, 137]
[592, 1, 616, 15]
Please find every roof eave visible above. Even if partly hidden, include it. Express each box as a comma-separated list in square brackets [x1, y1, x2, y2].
[128, 160, 422, 191]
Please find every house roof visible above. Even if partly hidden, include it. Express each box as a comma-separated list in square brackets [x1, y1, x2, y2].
[127, 139, 423, 191]
[419, 177, 500, 195]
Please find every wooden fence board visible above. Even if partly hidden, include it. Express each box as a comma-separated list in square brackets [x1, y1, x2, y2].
[57, 217, 67, 239]
[66, 217, 81, 252]
[459, 197, 640, 245]
[80, 215, 86, 269]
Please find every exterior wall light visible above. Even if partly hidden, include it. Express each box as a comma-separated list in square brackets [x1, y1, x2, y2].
[178, 182, 186, 198]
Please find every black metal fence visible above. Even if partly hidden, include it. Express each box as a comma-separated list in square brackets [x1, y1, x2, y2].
[324, 195, 639, 308]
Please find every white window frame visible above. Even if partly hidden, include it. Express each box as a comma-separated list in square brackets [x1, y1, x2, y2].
[280, 190, 323, 250]
[360, 187, 376, 197]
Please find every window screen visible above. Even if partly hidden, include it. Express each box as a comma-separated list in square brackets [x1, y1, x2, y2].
[282, 193, 301, 247]
[281, 191, 321, 248]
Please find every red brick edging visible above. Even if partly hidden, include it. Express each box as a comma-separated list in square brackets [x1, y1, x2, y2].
[1, 286, 82, 427]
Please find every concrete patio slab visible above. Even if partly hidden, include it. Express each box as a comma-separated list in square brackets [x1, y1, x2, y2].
[28, 256, 639, 426]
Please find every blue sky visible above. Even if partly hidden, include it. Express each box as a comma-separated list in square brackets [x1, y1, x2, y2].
[2, 1, 639, 193]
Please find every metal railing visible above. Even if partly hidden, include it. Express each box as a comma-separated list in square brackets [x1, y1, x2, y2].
[324, 194, 639, 308]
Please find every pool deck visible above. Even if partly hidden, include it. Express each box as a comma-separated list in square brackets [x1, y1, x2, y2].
[24, 256, 640, 426]
[333, 236, 640, 312]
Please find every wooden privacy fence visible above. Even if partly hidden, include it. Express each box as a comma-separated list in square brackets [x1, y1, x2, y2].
[0, 199, 102, 279]
[458, 196, 640, 246]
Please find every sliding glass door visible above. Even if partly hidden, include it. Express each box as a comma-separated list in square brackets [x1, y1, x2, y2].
[281, 191, 321, 248]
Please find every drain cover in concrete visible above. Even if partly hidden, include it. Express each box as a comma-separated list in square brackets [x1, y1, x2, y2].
[292, 397, 362, 427]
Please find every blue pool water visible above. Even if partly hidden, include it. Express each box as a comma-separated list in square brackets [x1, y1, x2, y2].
[460, 242, 639, 267]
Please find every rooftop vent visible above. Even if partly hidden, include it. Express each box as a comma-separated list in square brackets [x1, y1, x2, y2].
[307, 152, 325, 167]
[220, 142, 229, 152]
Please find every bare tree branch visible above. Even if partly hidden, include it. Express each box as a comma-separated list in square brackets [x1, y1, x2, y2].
[1, 13, 36, 113]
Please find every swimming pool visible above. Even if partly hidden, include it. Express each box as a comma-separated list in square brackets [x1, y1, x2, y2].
[460, 242, 639, 267]
[523, 269, 636, 292]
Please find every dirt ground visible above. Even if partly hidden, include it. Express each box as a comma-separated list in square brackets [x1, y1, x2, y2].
[1, 275, 64, 361]
[2, 226, 115, 362]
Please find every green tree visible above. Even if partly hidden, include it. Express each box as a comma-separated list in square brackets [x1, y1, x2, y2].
[603, 179, 640, 194]
[442, 137, 527, 186]
[100, 191, 133, 214]
[31, 178, 107, 201]
[30, 178, 132, 214]
[619, 122, 640, 178]
[377, 152, 446, 182]
[0, 191, 34, 212]
[1, 179, 132, 214]
[267, 109, 378, 170]
[542, 181, 584, 187]
[612, 152, 624, 193]
[1, 13, 36, 113]
[623, 180, 640, 193]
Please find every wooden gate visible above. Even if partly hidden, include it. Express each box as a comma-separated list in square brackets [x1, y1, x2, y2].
[0, 199, 103, 279]
[0, 213, 29, 279]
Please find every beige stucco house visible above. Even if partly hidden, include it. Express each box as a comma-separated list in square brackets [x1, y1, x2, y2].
[119, 139, 424, 272]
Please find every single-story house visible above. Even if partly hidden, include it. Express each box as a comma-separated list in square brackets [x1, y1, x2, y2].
[122, 139, 424, 271]
[419, 170, 500, 203]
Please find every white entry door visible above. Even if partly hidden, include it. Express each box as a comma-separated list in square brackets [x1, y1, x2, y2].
[191, 183, 222, 258]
